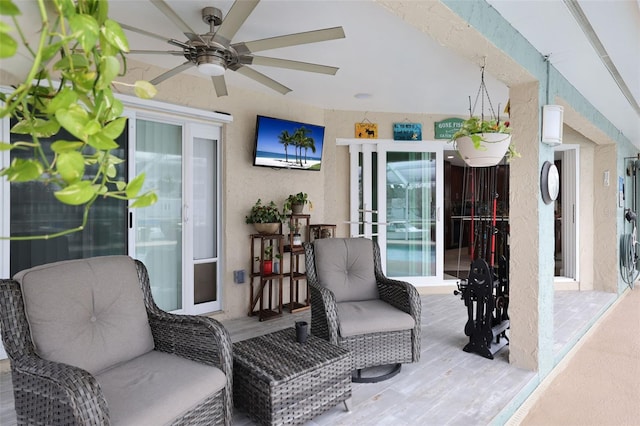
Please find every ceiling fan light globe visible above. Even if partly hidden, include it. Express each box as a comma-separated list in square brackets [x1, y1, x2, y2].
[197, 53, 227, 76]
[198, 61, 226, 76]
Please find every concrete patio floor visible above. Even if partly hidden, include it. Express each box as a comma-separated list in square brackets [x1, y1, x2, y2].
[0, 291, 616, 426]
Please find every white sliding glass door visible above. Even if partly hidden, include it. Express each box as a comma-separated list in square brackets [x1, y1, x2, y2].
[186, 125, 220, 313]
[377, 143, 444, 284]
[135, 119, 183, 311]
[132, 118, 221, 314]
[341, 139, 445, 286]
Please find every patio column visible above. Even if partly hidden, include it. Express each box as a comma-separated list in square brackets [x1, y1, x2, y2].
[508, 82, 555, 374]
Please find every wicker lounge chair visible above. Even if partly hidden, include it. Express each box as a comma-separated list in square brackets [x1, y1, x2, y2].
[0, 255, 232, 425]
[303, 238, 421, 382]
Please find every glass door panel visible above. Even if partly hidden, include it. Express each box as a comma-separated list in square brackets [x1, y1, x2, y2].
[135, 119, 183, 311]
[9, 120, 127, 275]
[378, 143, 443, 284]
[191, 134, 218, 309]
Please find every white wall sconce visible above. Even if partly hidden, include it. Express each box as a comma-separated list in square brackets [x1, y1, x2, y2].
[542, 104, 564, 145]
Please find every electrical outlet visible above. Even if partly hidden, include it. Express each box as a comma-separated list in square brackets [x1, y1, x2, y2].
[233, 270, 245, 284]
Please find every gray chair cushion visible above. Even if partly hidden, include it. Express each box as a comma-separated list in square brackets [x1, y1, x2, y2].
[96, 350, 226, 426]
[337, 299, 416, 337]
[314, 238, 379, 302]
[15, 256, 154, 375]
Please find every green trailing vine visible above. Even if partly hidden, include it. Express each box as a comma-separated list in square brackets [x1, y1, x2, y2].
[0, 0, 158, 240]
[450, 116, 519, 158]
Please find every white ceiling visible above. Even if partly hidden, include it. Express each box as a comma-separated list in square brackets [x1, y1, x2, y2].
[487, 0, 640, 145]
[5, 1, 639, 146]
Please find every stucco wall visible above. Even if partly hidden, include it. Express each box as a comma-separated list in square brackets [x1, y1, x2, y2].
[592, 146, 620, 292]
[109, 60, 330, 320]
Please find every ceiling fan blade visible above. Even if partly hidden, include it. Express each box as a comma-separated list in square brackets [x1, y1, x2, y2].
[150, 61, 194, 85]
[212, 76, 228, 97]
[214, 0, 260, 44]
[119, 23, 169, 43]
[150, 0, 198, 40]
[231, 64, 291, 95]
[129, 50, 185, 56]
[235, 27, 345, 54]
[167, 39, 192, 50]
[240, 56, 339, 75]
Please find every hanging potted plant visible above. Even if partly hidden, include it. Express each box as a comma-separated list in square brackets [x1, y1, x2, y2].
[451, 117, 518, 167]
[0, 0, 159, 240]
[283, 192, 312, 214]
[245, 199, 284, 234]
[450, 65, 520, 167]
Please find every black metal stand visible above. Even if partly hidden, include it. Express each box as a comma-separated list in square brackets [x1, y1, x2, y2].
[456, 258, 510, 360]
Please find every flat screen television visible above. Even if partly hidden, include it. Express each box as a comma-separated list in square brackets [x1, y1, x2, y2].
[253, 115, 325, 171]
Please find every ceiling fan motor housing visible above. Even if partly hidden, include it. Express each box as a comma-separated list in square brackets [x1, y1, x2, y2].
[202, 7, 223, 27]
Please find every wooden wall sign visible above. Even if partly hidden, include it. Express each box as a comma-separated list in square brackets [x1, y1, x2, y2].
[355, 122, 378, 139]
[393, 122, 422, 141]
[434, 118, 464, 140]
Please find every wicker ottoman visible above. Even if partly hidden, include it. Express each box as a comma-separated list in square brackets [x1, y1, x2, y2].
[233, 328, 352, 425]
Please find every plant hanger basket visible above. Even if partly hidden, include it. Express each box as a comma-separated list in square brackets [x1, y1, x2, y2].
[455, 65, 511, 167]
[455, 133, 512, 167]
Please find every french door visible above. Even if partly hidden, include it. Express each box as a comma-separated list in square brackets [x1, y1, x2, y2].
[130, 117, 221, 314]
[554, 145, 579, 281]
[343, 139, 445, 286]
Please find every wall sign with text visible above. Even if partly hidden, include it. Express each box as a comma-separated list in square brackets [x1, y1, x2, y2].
[434, 118, 464, 139]
[392, 123, 422, 141]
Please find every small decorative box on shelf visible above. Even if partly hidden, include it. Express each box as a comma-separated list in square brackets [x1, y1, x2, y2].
[310, 224, 336, 241]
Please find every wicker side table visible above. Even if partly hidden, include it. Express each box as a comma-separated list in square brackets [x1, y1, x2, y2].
[233, 328, 352, 425]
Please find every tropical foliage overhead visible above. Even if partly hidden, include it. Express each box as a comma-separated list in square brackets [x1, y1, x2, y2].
[0, 0, 157, 240]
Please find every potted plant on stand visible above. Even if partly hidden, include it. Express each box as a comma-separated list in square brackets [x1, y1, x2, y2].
[451, 117, 518, 167]
[283, 192, 312, 215]
[255, 244, 281, 275]
[246, 199, 284, 234]
[289, 223, 303, 246]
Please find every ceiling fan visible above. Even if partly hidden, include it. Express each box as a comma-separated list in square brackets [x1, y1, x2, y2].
[121, 0, 346, 97]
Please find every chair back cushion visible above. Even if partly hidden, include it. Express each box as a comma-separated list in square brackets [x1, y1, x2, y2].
[313, 238, 379, 302]
[14, 256, 154, 374]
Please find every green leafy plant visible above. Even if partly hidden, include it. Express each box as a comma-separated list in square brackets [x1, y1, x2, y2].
[245, 199, 284, 224]
[283, 192, 312, 213]
[451, 117, 519, 160]
[254, 245, 282, 262]
[260, 245, 283, 261]
[0, 0, 158, 240]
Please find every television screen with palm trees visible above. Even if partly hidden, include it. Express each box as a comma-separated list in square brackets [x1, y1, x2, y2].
[253, 115, 325, 171]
